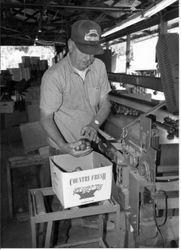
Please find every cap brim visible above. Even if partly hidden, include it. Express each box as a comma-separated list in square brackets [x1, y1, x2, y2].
[75, 42, 104, 55]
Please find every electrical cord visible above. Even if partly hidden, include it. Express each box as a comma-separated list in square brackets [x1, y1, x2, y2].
[156, 190, 168, 227]
[151, 190, 169, 247]
[153, 210, 165, 248]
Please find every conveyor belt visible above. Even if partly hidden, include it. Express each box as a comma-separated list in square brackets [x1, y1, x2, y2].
[108, 73, 163, 91]
[109, 93, 178, 122]
[110, 91, 159, 106]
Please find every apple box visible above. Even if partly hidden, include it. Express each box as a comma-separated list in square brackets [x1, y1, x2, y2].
[0, 101, 14, 113]
[49, 152, 112, 209]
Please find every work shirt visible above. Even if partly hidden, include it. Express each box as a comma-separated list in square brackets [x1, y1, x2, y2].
[40, 53, 111, 148]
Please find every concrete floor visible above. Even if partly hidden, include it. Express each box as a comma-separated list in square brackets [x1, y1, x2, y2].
[0, 127, 129, 248]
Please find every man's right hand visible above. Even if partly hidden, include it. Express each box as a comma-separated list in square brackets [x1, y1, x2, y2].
[61, 139, 92, 157]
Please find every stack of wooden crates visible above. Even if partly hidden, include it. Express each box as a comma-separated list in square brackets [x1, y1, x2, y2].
[6, 56, 49, 220]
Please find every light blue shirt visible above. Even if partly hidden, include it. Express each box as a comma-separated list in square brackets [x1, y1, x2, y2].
[40, 53, 111, 148]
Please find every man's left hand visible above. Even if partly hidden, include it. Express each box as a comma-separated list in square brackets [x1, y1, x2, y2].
[81, 123, 99, 142]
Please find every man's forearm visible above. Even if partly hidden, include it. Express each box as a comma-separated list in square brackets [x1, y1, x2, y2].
[40, 115, 67, 150]
[81, 98, 111, 141]
[94, 97, 111, 126]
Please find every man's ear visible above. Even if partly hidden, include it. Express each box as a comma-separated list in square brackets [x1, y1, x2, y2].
[68, 39, 74, 52]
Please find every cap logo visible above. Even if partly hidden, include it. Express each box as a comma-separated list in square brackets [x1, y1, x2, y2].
[84, 29, 99, 42]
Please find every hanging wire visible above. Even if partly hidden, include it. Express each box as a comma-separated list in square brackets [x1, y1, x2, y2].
[153, 190, 168, 227]
[150, 190, 169, 247]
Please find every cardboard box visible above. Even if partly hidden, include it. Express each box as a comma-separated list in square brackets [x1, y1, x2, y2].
[39, 146, 49, 156]
[21, 67, 31, 81]
[30, 56, 40, 65]
[39, 60, 48, 71]
[24, 86, 40, 103]
[50, 152, 112, 209]
[22, 56, 31, 67]
[0, 101, 14, 113]
[9, 68, 23, 81]
[27, 104, 40, 122]
[3, 111, 28, 128]
[20, 121, 48, 153]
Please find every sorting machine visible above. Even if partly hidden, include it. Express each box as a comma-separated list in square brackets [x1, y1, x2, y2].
[98, 33, 179, 247]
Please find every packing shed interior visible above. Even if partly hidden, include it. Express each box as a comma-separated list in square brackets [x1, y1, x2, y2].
[0, 0, 179, 248]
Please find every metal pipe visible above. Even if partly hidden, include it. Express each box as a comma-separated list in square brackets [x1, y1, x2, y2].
[101, 7, 178, 42]
[1, 2, 132, 12]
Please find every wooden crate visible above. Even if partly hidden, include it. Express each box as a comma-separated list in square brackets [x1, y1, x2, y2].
[7, 155, 49, 220]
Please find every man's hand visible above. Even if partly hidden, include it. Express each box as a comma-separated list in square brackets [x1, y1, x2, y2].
[81, 122, 99, 142]
[61, 139, 92, 157]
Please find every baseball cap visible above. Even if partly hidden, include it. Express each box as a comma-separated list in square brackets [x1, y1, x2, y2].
[71, 20, 104, 55]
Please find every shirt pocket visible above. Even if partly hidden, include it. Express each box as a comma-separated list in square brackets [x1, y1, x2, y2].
[88, 86, 101, 107]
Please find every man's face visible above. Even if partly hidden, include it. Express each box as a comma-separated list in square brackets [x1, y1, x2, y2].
[70, 41, 94, 71]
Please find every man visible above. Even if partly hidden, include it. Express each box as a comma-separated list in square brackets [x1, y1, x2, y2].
[40, 19, 113, 244]
[40, 19, 111, 155]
